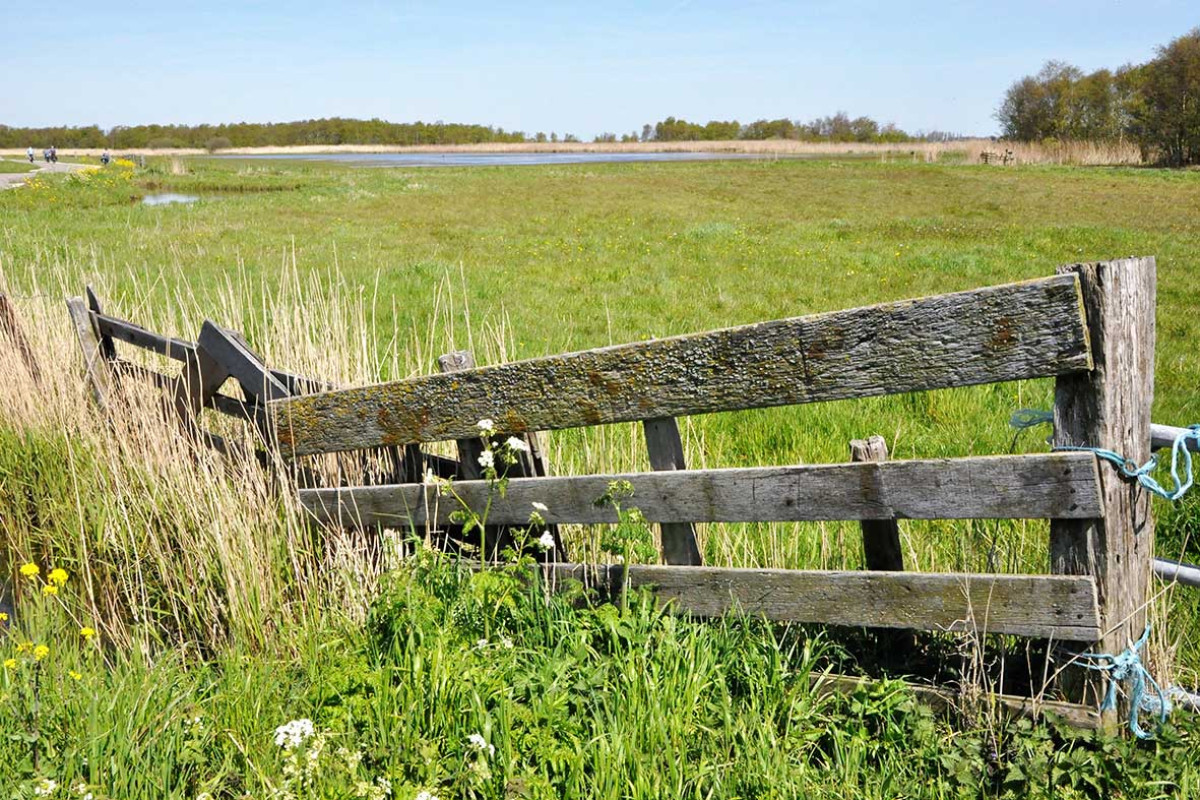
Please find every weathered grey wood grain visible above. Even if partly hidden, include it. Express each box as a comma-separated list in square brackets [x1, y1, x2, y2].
[435, 350, 564, 559]
[644, 417, 703, 566]
[534, 563, 1101, 639]
[85, 286, 117, 361]
[271, 275, 1093, 455]
[810, 673, 1102, 729]
[851, 435, 905, 571]
[197, 321, 290, 403]
[92, 312, 196, 362]
[1051, 257, 1156, 715]
[300, 453, 1104, 529]
[66, 297, 113, 408]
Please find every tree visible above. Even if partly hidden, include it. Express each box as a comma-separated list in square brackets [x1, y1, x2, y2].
[1137, 28, 1200, 165]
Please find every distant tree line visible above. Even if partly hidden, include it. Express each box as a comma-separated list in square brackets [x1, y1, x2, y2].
[998, 27, 1200, 165]
[0, 111, 944, 152]
[0, 118, 531, 150]
[593, 113, 927, 144]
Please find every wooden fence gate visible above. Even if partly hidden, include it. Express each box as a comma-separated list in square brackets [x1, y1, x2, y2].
[266, 257, 1161, 730]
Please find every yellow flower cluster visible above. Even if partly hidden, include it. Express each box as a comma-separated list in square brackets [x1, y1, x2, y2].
[19, 562, 69, 596]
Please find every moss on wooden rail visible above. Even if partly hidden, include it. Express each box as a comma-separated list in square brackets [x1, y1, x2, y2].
[270, 275, 1092, 455]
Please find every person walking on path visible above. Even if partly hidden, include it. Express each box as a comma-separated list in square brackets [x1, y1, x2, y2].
[26, 146, 34, 163]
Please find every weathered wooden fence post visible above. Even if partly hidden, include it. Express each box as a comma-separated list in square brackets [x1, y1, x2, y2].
[1050, 257, 1156, 716]
[850, 435, 904, 571]
[644, 418, 703, 565]
[66, 297, 114, 408]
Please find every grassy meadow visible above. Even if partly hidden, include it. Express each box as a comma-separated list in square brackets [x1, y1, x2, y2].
[1, 154, 1199, 798]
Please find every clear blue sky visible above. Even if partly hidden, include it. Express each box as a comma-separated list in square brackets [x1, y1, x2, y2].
[2, 1, 1194, 137]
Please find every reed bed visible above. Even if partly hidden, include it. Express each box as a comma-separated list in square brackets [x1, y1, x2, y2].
[0, 137, 1148, 166]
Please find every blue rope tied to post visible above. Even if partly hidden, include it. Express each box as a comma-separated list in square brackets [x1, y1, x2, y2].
[1075, 626, 1170, 739]
[1009, 409, 1200, 502]
[1009, 409, 1200, 737]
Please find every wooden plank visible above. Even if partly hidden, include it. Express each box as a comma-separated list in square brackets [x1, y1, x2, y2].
[643, 417, 702, 565]
[66, 298, 113, 408]
[197, 321, 290, 403]
[810, 674, 1102, 729]
[270, 275, 1093, 455]
[85, 286, 117, 361]
[851, 436, 905, 571]
[93, 312, 196, 362]
[1051, 257, 1156, 716]
[0, 294, 43, 385]
[300, 453, 1104, 529]
[174, 346, 229, 422]
[536, 563, 1102, 640]
[434, 350, 564, 560]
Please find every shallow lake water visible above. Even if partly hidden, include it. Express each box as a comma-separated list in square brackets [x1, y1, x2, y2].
[143, 193, 200, 206]
[218, 151, 769, 168]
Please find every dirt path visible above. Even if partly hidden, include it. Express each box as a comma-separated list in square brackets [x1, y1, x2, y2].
[0, 158, 89, 189]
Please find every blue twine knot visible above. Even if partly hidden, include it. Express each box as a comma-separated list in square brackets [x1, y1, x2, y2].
[1009, 409, 1200, 502]
[1076, 626, 1169, 739]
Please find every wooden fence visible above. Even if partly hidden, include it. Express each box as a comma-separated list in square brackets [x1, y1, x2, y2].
[25, 256, 1186, 730]
[270, 257, 1159, 729]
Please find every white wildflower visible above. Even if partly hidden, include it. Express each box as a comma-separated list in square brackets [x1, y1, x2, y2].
[337, 746, 363, 770]
[475, 638, 489, 650]
[531, 501, 548, 512]
[477, 419, 495, 433]
[34, 779, 57, 798]
[467, 732, 495, 756]
[375, 777, 392, 797]
[477, 450, 495, 470]
[422, 467, 448, 487]
[72, 783, 93, 800]
[415, 792, 440, 800]
[505, 436, 529, 453]
[197, 794, 213, 800]
[537, 531, 556, 551]
[500, 636, 514, 649]
[273, 718, 315, 749]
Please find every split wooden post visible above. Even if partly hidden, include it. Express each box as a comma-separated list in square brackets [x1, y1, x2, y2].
[1050, 257, 1156, 716]
[66, 297, 114, 408]
[850, 435, 904, 571]
[643, 418, 703, 565]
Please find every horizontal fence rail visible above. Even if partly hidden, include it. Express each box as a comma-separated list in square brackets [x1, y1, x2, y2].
[538, 564, 1102, 640]
[270, 275, 1092, 455]
[94, 312, 197, 362]
[300, 453, 1105, 528]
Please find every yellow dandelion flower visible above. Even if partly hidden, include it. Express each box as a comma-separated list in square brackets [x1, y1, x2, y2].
[19, 563, 39, 579]
[17, 641, 32, 653]
[0, 611, 8, 622]
[3, 658, 15, 669]
[33, 644, 49, 661]
[49, 568, 68, 586]
[69, 670, 82, 681]
[42, 583, 59, 596]
[80, 627, 96, 641]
